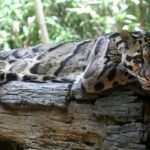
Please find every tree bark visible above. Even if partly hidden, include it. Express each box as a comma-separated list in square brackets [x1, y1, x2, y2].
[0, 81, 149, 150]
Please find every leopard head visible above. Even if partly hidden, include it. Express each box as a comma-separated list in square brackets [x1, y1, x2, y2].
[120, 30, 150, 90]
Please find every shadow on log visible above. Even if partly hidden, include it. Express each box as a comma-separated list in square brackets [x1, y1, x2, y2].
[0, 81, 149, 150]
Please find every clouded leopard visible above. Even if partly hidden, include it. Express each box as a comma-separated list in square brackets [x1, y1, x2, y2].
[0, 30, 150, 93]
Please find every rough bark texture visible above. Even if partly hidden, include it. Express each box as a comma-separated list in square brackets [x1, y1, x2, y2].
[0, 81, 149, 150]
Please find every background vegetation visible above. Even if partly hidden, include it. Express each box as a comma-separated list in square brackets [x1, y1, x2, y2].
[0, 0, 150, 50]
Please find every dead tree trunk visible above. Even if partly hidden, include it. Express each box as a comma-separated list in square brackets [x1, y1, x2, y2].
[0, 80, 149, 150]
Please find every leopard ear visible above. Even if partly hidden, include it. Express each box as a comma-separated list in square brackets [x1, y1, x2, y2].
[120, 30, 135, 45]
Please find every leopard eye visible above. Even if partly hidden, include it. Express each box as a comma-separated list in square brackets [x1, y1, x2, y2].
[133, 55, 143, 63]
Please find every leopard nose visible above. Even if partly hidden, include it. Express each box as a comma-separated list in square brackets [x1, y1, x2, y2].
[146, 76, 150, 82]
[145, 70, 150, 82]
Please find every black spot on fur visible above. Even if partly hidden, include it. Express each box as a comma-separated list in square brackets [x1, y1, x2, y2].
[144, 37, 147, 42]
[94, 82, 104, 91]
[107, 68, 116, 81]
[124, 63, 133, 70]
[8, 60, 16, 64]
[128, 75, 134, 80]
[81, 82, 86, 91]
[82, 65, 86, 71]
[32, 46, 40, 53]
[43, 76, 54, 81]
[12, 50, 21, 59]
[126, 55, 132, 62]
[7, 73, 18, 81]
[0, 56, 6, 60]
[109, 32, 120, 39]
[116, 40, 123, 47]
[128, 65, 133, 70]
[23, 75, 37, 81]
[138, 40, 142, 45]
[137, 49, 140, 53]
[0, 51, 11, 60]
[48, 42, 69, 52]
[132, 31, 143, 38]
[123, 71, 129, 76]
[112, 81, 119, 87]
[37, 53, 47, 60]
[0, 73, 4, 81]
[105, 56, 110, 62]
[30, 63, 40, 74]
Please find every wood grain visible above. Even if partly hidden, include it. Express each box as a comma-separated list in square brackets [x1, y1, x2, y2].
[0, 81, 149, 150]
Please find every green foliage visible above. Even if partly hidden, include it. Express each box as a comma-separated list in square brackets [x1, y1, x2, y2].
[0, 0, 149, 50]
[0, 0, 39, 50]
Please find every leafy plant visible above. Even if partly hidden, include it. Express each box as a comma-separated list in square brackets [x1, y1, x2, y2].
[0, 0, 149, 50]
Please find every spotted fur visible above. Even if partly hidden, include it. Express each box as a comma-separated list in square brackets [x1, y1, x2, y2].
[0, 30, 150, 93]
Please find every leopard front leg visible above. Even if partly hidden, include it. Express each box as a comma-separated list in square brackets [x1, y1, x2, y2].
[73, 62, 135, 93]
[72, 35, 135, 93]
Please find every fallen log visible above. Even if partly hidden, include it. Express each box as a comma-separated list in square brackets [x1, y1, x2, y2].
[0, 81, 149, 150]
